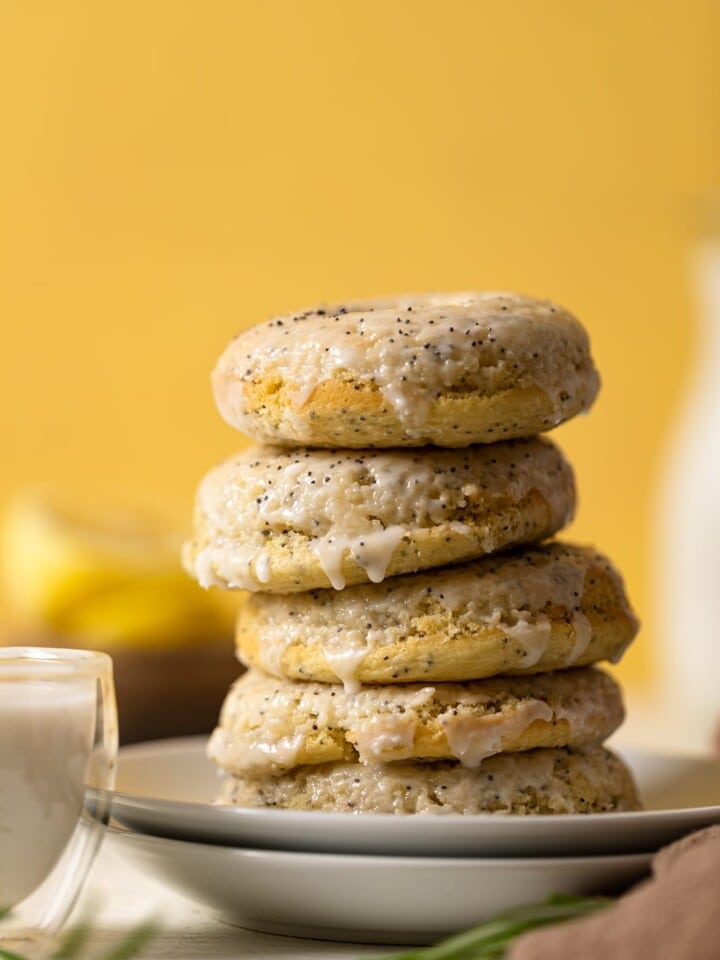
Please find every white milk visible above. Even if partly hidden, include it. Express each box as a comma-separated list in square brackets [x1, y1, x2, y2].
[0, 679, 96, 909]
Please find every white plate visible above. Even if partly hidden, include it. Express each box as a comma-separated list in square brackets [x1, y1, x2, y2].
[111, 737, 720, 857]
[106, 825, 652, 944]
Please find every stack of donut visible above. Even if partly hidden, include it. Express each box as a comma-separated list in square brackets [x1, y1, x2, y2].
[184, 293, 641, 815]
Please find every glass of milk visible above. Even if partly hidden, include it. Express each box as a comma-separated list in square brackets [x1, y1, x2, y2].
[0, 647, 117, 955]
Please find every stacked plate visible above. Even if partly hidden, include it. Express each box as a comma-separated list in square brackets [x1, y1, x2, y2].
[108, 737, 720, 945]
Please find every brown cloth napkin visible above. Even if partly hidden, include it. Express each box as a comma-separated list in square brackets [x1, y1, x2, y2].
[509, 825, 720, 960]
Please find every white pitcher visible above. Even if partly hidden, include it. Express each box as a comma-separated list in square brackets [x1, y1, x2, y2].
[656, 212, 720, 752]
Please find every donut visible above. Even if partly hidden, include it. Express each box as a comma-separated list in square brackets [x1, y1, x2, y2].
[234, 542, 638, 688]
[208, 667, 624, 775]
[213, 292, 600, 449]
[216, 747, 640, 815]
[183, 437, 575, 593]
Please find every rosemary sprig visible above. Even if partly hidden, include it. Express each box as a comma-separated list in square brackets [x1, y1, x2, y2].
[91, 922, 158, 960]
[373, 894, 613, 960]
[0, 949, 30, 960]
[50, 922, 93, 959]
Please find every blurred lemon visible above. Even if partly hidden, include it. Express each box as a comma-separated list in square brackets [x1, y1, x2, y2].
[1, 492, 235, 648]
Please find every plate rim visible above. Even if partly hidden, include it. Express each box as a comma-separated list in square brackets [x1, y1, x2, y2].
[106, 822, 656, 868]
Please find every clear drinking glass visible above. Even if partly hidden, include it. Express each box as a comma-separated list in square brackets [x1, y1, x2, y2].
[0, 647, 118, 957]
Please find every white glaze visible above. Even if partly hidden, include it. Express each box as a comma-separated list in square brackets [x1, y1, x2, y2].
[322, 645, 368, 694]
[440, 701, 554, 768]
[208, 727, 303, 774]
[501, 614, 552, 667]
[354, 716, 417, 762]
[568, 611, 593, 662]
[254, 550, 272, 585]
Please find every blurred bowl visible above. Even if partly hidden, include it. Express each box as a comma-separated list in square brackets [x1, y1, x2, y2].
[0, 490, 242, 743]
[4, 632, 241, 744]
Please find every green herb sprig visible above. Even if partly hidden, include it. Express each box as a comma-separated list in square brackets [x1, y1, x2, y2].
[373, 894, 613, 960]
[0, 919, 157, 960]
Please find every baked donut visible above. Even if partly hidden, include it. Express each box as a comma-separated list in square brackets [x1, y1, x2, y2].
[213, 292, 600, 449]
[208, 667, 624, 775]
[183, 437, 575, 593]
[216, 747, 640, 815]
[234, 542, 638, 688]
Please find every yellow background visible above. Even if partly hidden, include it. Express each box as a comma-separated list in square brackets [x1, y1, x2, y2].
[1, 1, 719, 687]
